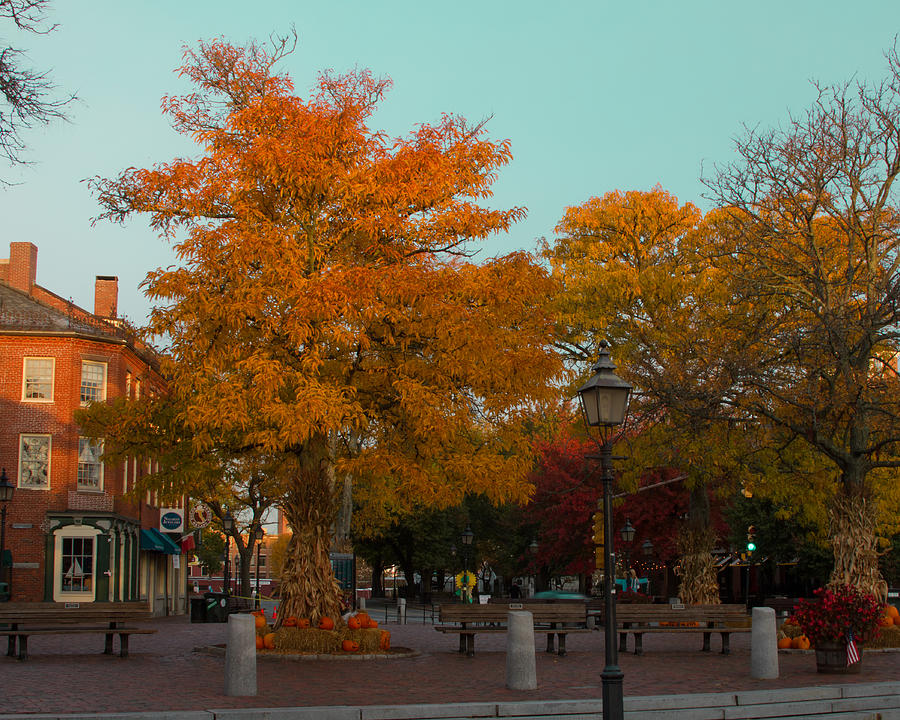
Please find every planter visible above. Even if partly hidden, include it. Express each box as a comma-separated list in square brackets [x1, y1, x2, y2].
[815, 640, 862, 674]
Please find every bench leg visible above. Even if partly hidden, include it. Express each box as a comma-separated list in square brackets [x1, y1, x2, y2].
[465, 634, 475, 658]
[546, 632, 555, 653]
[104, 632, 114, 655]
[701, 631, 711, 652]
[458, 634, 466, 654]
[634, 633, 643, 656]
[119, 633, 129, 658]
[17, 634, 27, 661]
[619, 623, 629, 653]
[720, 632, 730, 655]
[7, 634, 16, 657]
[557, 633, 567, 657]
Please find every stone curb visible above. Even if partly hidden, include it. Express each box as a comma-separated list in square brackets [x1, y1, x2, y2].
[0, 682, 897, 720]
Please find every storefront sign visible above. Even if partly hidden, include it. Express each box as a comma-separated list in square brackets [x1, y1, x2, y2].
[160, 508, 185, 533]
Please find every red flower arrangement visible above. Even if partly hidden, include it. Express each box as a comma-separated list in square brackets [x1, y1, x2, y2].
[792, 584, 883, 647]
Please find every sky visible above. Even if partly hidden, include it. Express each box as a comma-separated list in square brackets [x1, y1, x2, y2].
[3, 1, 900, 323]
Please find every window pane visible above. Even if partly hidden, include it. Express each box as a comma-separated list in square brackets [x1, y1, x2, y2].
[80, 362, 106, 403]
[19, 435, 50, 488]
[24, 358, 53, 400]
[77, 437, 103, 491]
[61, 536, 94, 594]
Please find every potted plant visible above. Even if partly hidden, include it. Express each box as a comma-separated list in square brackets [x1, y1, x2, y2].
[792, 584, 884, 674]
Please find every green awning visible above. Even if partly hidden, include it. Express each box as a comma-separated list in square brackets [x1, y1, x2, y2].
[140, 528, 181, 554]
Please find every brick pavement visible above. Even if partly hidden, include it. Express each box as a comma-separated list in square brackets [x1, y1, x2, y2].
[0, 614, 897, 716]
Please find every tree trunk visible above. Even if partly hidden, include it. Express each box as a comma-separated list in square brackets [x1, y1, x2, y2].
[828, 490, 887, 600]
[676, 485, 719, 605]
[237, 542, 253, 599]
[276, 442, 343, 626]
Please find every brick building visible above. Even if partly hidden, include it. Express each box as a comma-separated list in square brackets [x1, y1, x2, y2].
[0, 242, 186, 614]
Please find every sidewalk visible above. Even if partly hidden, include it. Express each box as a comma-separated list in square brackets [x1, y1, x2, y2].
[0, 613, 897, 716]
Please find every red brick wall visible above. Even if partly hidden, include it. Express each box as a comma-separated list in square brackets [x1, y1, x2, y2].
[0, 333, 163, 601]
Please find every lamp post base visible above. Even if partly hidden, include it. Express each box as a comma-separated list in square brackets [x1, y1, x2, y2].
[601, 664, 624, 719]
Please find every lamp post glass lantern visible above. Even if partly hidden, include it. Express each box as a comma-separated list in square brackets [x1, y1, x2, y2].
[620, 518, 635, 577]
[577, 342, 632, 720]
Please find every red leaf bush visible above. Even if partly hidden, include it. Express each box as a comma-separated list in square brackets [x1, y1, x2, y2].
[792, 584, 883, 647]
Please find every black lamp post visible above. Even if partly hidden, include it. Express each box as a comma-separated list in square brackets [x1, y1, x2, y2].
[0, 468, 14, 594]
[577, 342, 632, 720]
[461, 526, 474, 574]
[620, 518, 635, 575]
[222, 511, 234, 597]
[253, 525, 265, 607]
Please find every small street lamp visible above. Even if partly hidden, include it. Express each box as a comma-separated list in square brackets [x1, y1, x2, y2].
[222, 511, 234, 597]
[620, 518, 635, 574]
[642, 539, 654, 558]
[253, 525, 265, 608]
[461, 526, 474, 574]
[578, 342, 632, 720]
[0, 468, 14, 595]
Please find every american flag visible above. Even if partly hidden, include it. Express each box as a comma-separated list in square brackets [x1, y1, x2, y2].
[846, 629, 860, 665]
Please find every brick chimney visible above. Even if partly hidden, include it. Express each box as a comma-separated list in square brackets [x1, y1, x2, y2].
[94, 276, 118, 319]
[7, 242, 38, 294]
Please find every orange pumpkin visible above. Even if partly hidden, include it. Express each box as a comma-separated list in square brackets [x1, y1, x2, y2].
[879, 614, 894, 627]
[887, 605, 899, 619]
[283, 616, 299, 628]
[777, 637, 792, 649]
[347, 615, 362, 630]
[342, 639, 360, 652]
[254, 614, 267, 629]
[296, 618, 310, 629]
[791, 635, 810, 650]
[379, 629, 391, 650]
[263, 633, 277, 650]
[255, 635, 264, 650]
[318, 617, 335, 631]
[368, 620, 379, 629]
[356, 612, 371, 627]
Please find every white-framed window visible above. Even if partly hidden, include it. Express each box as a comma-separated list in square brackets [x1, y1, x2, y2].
[77, 437, 104, 491]
[18, 434, 51, 489]
[123, 458, 129, 493]
[22, 357, 54, 402]
[80, 361, 107, 404]
[53, 525, 101, 602]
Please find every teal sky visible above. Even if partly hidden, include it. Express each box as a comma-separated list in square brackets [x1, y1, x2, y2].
[3, 1, 900, 322]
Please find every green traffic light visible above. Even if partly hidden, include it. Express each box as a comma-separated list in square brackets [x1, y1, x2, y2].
[746, 542, 757, 552]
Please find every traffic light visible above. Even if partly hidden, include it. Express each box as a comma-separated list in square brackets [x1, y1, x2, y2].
[595, 546, 605, 571]
[592, 510, 605, 544]
[746, 525, 757, 553]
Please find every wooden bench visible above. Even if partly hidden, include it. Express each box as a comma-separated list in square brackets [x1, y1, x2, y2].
[0, 601, 156, 661]
[435, 602, 590, 657]
[609, 603, 751, 655]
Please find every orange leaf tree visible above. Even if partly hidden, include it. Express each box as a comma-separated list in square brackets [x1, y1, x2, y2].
[89, 35, 563, 622]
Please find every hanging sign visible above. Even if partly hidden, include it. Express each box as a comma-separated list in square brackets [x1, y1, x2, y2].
[160, 508, 185, 533]
[188, 502, 213, 529]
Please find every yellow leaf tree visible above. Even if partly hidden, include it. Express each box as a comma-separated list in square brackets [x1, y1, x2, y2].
[88, 34, 563, 622]
[543, 187, 756, 603]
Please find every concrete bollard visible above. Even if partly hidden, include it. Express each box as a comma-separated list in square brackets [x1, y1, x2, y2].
[751, 606, 779, 679]
[224, 613, 257, 696]
[506, 610, 537, 690]
[358, 596, 366, 611]
[398, 597, 407, 625]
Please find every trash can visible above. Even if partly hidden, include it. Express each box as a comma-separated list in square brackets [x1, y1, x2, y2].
[204, 592, 228, 623]
[190, 596, 207, 623]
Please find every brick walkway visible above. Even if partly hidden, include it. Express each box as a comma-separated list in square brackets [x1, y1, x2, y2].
[0, 614, 897, 715]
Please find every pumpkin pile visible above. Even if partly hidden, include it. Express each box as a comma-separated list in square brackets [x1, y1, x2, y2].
[250, 610, 391, 654]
